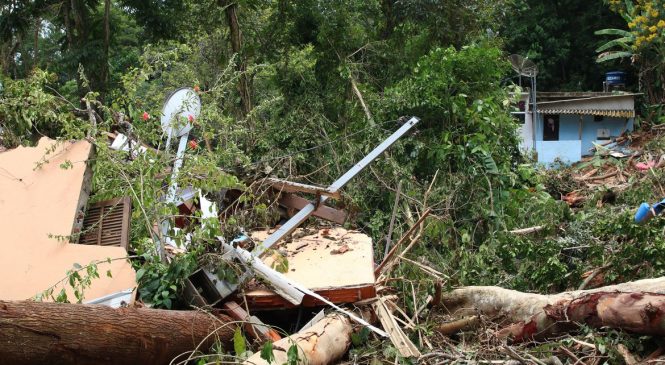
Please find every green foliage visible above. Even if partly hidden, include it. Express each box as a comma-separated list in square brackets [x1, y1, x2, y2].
[0, 70, 84, 147]
[502, 0, 629, 90]
[595, 28, 635, 63]
[136, 253, 196, 309]
[286, 343, 300, 365]
[599, 0, 665, 107]
[351, 327, 371, 347]
[233, 327, 247, 357]
[260, 341, 275, 364]
[36, 258, 117, 303]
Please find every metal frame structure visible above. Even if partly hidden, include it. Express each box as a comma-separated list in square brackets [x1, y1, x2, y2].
[252, 116, 420, 256]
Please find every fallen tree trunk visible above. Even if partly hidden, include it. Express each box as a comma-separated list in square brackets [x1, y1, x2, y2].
[244, 313, 352, 365]
[0, 300, 234, 365]
[500, 291, 665, 341]
[438, 277, 665, 342]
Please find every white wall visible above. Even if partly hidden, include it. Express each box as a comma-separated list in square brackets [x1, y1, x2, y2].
[517, 112, 534, 152]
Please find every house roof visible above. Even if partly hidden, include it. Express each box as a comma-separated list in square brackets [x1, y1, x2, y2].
[537, 93, 640, 105]
[537, 92, 641, 102]
[534, 92, 637, 118]
[537, 108, 635, 118]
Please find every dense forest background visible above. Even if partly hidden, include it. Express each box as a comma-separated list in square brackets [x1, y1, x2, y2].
[2, 0, 665, 311]
[0, 0, 638, 95]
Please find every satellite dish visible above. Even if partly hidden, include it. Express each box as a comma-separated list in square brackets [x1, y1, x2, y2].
[509, 54, 538, 77]
[160, 87, 201, 137]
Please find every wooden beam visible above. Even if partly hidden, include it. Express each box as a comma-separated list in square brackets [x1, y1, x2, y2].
[267, 178, 341, 199]
[278, 193, 347, 225]
[221, 301, 281, 342]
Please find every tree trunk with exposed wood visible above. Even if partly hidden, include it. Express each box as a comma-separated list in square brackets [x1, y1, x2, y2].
[438, 277, 665, 342]
[244, 314, 353, 365]
[0, 300, 234, 365]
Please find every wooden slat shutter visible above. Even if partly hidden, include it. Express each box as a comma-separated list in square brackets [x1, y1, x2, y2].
[79, 197, 131, 250]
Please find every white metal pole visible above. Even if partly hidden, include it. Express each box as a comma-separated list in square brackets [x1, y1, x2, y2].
[158, 133, 189, 260]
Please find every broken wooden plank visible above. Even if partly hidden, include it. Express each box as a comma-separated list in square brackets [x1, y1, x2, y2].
[267, 178, 342, 199]
[240, 285, 376, 309]
[372, 297, 421, 358]
[279, 193, 347, 225]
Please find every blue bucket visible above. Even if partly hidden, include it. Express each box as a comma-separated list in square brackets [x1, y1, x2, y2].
[635, 202, 652, 223]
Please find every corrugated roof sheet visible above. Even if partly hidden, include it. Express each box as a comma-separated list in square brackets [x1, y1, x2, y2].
[538, 109, 635, 118]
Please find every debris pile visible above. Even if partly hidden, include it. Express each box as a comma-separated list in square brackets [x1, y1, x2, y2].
[556, 126, 665, 207]
[5, 87, 665, 365]
[0, 91, 434, 364]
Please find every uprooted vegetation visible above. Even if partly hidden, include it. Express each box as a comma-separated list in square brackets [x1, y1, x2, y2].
[3, 2, 665, 363]
[3, 54, 665, 365]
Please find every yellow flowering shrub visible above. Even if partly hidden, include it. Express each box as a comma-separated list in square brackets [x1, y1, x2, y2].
[609, 0, 665, 50]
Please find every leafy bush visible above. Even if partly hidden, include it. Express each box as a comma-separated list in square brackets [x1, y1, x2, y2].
[0, 70, 84, 147]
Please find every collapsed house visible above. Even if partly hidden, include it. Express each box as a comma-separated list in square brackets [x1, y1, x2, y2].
[0, 137, 136, 304]
[0, 84, 427, 363]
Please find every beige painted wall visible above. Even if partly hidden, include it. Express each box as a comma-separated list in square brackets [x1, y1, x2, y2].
[0, 138, 136, 301]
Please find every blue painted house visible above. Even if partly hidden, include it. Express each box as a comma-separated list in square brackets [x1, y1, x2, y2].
[517, 92, 638, 164]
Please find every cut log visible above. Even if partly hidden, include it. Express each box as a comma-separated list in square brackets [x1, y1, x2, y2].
[243, 313, 352, 365]
[0, 300, 234, 365]
[438, 277, 665, 342]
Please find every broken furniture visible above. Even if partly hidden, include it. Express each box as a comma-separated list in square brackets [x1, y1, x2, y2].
[0, 138, 136, 302]
[240, 227, 376, 309]
[181, 117, 420, 337]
